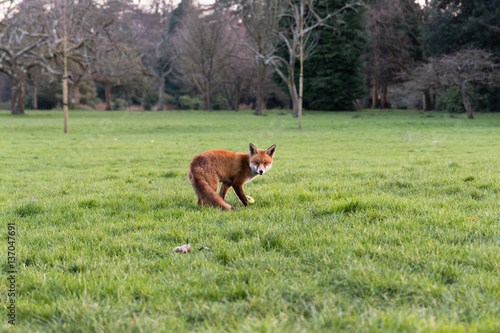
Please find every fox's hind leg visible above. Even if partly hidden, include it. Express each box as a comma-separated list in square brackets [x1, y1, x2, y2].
[219, 182, 231, 200]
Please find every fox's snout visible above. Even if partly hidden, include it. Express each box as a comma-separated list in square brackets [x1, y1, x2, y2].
[259, 170, 264, 175]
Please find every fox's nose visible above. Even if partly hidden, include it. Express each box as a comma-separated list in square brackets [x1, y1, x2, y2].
[259, 170, 263, 175]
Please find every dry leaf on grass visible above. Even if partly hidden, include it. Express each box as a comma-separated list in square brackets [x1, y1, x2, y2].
[171, 244, 191, 254]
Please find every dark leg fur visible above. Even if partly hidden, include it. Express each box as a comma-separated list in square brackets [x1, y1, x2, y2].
[233, 185, 248, 206]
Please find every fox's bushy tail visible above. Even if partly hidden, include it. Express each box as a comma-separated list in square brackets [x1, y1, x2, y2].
[188, 158, 233, 211]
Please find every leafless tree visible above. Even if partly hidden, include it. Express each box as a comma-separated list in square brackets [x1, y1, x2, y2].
[233, 0, 284, 115]
[176, 4, 233, 111]
[269, 0, 360, 128]
[399, 58, 441, 110]
[0, 0, 47, 114]
[364, 0, 421, 109]
[88, 1, 145, 111]
[217, 16, 255, 111]
[132, 2, 176, 111]
[402, 49, 500, 118]
[41, 0, 100, 132]
[438, 49, 500, 119]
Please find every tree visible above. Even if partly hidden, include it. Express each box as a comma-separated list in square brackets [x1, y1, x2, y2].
[216, 14, 256, 111]
[302, 0, 366, 112]
[422, 0, 500, 111]
[233, 0, 285, 115]
[399, 58, 441, 110]
[176, 4, 233, 111]
[403, 49, 500, 119]
[363, 0, 422, 109]
[422, 0, 500, 58]
[269, 0, 360, 128]
[0, 0, 47, 114]
[436, 49, 499, 119]
[42, 0, 99, 132]
[132, 3, 176, 111]
[88, 1, 145, 111]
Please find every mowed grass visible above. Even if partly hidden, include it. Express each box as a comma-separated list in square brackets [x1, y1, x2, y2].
[1, 109, 499, 332]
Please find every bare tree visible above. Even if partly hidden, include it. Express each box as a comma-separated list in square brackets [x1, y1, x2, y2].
[176, 4, 233, 111]
[41, 0, 100, 132]
[0, 1, 47, 114]
[132, 3, 176, 111]
[91, 43, 144, 110]
[402, 49, 500, 118]
[438, 49, 499, 119]
[219, 52, 256, 111]
[399, 58, 441, 110]
[269, 0, 360, 128]
[233, 0, 284, 115]
[364, 0, 422, 109]
[87, 1, 145, 111]
[217, 16, 255, 111]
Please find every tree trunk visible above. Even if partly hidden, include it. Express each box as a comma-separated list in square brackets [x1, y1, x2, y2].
[157, 78, 164, 111]
[298, 0, 304, 130]
[223, 83, 237, 111]
[460, 84, 474, 119]
[32, 84, 38, 110]
[423, 90, 432, 111]
[254, 62, 266, 116]
[104, 81, 112, 111]
[371, 77, 380, 108]
[287, 77, 299, 118]
[362, 77, 371, 108]
[235, 87, 241, 112]
[205, 80, 212, 111]
[380, 83, 391, 109]
[63, 65, 69, 133]
[11, 69, 26, 115]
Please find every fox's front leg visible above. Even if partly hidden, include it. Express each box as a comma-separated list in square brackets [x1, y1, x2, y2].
[233, 184, 249, 206]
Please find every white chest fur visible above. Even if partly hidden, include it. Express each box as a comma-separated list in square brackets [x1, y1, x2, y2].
[244, 172, 259, 184]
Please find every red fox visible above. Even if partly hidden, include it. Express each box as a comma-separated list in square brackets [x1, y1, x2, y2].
[188, 143, 276, 210]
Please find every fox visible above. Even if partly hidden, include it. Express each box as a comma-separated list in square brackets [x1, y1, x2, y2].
[188, 143, 276, 211]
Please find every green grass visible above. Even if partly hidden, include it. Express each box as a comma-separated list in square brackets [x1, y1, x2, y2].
[1, 109, 499, 332]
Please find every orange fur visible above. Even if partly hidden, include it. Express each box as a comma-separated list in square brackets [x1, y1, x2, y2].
[188, 143, 276, 210]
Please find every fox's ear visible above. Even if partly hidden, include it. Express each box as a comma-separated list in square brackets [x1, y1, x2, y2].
[266, 144, 276, 157]
[249, 143, 258, 156]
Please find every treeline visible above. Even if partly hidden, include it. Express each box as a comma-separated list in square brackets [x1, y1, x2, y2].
[1, 0, 499, 118]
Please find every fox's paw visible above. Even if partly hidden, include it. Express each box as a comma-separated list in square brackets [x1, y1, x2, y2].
[219, 204, 235, 211]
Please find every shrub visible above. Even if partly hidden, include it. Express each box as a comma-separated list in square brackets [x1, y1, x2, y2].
[113, 98, 128, 111]
[437, 85, 478, 113]
[179, 95, 204, 110]
[143, 91, 158, 111]
[178, 95, 193, 110]
[191, 96, 203, 110]
[77, 80, 98, 106]
[212, 93, 229, 110]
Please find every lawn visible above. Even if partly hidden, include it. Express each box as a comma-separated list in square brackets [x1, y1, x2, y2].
[1, 109, 499, 332]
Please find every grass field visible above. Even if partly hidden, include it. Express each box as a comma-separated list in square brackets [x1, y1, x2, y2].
[1, 109, 499, 332]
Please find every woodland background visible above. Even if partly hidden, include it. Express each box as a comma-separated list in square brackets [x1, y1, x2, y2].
[1, 0, 500, 119]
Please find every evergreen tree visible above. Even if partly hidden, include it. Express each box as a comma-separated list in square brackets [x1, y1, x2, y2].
[301, 0, 367, 111]
[423, 0, 500, 57]
[422, 0, 500, 110]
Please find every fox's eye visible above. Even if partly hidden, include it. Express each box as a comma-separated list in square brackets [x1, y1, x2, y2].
[264, 162, 268, 165]
[254, 161, 259, 165]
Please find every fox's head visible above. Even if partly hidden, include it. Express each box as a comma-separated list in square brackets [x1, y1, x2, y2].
[249, 143, 276, 176]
